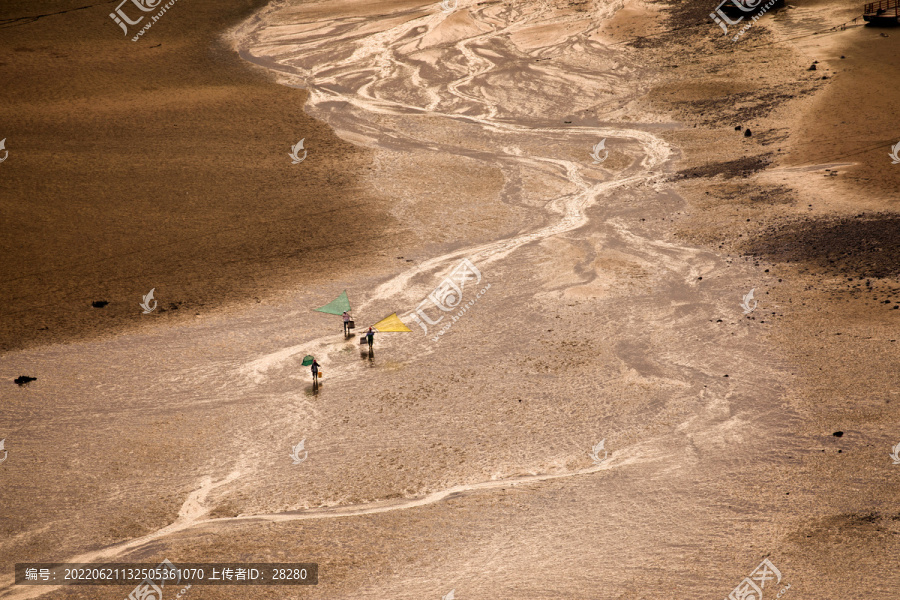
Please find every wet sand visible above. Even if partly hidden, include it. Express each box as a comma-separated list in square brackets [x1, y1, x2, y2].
[0, 0, 410, 354]
[2, 0, 899, 599]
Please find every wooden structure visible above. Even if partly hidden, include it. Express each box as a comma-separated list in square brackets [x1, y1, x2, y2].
[864, 0, 900, 24]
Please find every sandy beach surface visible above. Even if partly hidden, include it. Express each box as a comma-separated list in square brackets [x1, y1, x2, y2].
[1, 0, 899, 598]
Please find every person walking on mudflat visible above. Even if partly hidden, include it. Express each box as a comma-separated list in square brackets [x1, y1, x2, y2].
[311, 359, 319, 389]
[342, 311, 353, 336]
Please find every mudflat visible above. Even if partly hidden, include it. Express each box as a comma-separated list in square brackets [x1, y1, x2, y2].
[1, 0, 899, 599]
[0, 0, 409, 354]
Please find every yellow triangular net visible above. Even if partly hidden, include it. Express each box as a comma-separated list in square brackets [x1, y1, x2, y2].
[371, 313, 412, 332]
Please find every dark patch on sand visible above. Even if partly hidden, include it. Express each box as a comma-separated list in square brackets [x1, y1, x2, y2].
[673, 82, 820, 126]
[719, 183, 794, 205]
[628, 0, 785, 48]
[675, 154, 772, 180]
[742, 213, 900, 278]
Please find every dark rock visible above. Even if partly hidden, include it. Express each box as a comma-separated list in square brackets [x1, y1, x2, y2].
[14, 376, 36, 386]
[744, 129, 752, 137]
[808, 64, 817, 70]
[833, 431, 843, 437]
[91, 300, 108, 308]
